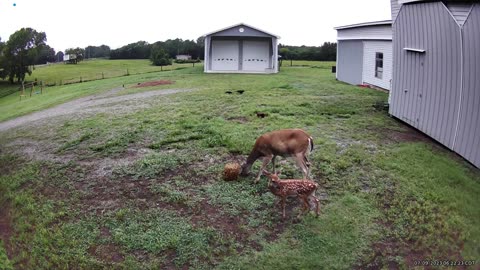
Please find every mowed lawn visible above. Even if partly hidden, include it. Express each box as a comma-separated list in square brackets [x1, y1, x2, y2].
[0, 60, 479, 269]
[0, 59, 195, 100]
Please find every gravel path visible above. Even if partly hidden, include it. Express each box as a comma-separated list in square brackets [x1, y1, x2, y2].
[0, 87, 194, 132]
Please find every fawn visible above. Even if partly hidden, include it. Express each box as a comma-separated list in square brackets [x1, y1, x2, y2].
[263, 170, 319, 219]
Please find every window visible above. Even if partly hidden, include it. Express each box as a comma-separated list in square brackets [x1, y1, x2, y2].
[375, 52, 383, 79]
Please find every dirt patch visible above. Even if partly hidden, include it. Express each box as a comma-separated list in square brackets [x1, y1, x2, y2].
[88, 244, 124, 263]
[381, 126, 433, 144]
[133, 80, 174, 88]
[226, 116, 249, 124]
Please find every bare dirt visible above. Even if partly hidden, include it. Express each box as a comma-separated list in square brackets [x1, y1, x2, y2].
[133, 80, 173, 88]
[0, 87, 194, 132]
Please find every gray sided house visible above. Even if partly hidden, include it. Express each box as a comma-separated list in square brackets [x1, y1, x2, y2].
[335, 21, 393, 90]
[389, 0, 480, 168]
[203, 23, 279, 74]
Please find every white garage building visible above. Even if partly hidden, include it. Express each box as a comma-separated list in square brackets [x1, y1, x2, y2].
[334, 20, 392, 90]
[203, 23, 280, 74]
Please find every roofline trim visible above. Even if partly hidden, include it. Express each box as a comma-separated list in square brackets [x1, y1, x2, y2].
[334, 20, 392, 30]
[203, 23, 280, 38]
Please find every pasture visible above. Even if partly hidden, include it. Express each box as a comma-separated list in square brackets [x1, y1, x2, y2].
[0, 60, 479, 269]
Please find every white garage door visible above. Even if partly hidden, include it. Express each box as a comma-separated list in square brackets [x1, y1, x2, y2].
[243, 41, 269, 71]
[211, 40, 239, 71]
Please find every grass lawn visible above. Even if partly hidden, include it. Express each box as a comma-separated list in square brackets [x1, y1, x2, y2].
[0, 59, 196, 99]
[0, 60, 478, 269]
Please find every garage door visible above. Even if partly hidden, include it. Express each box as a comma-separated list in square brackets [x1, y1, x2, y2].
[211, 40, 239, 71]
[243, 41, 269, 71]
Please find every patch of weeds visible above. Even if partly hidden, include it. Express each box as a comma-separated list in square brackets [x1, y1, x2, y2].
[0, 162, 96, 269]
[105, 209, 234, 267]
[150, 183, 190, 205]
[58, 131, 94, 152]
[386, 195, 463, 255]
[89, 128, 140, 155]
[0, 240, 13, 270]
[219, 194, 381, 269]
[374, 143, 480, 261]
[114, 152, 190, 179]
[201, 181, 274, 218]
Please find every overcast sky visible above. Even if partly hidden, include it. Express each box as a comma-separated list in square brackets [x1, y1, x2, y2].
[0, 0, 391, 52]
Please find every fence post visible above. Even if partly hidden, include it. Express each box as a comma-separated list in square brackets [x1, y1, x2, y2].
[102, 72, 104, 79]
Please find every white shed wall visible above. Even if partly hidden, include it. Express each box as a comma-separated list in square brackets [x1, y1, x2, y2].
[337, 25, 392, 40]
[362, 41, 393, 90]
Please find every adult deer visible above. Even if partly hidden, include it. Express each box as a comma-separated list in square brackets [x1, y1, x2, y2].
[240, 129, 314, 183]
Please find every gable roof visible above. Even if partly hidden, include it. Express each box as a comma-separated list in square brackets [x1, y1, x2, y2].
[203, 23, 280, 38]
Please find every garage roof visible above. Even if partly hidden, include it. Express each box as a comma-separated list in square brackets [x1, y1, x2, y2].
[203, 23, 280, 39]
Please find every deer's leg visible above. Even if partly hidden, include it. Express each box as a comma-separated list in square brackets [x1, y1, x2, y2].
[294, 153, 309, 179]
[271, 155, 276, 174]
[255, 155, 273, 183]
[298, 195, 310, 218]
[281, 196, 286, 220]
[310, 195, 320, 217]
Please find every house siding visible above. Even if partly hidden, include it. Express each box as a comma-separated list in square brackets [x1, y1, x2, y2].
[362, 41, 393, 90]
[453, 3, 480, 167]
[337, 25, 392, 40]
[336, 40, 364, 85]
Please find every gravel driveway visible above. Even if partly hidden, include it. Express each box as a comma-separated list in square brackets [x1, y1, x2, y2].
[0, 87, 194, 132]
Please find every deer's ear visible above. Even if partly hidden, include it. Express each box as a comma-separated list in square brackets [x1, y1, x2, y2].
[276, 170, 281, 176]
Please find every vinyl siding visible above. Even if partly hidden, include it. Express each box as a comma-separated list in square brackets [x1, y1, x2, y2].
[390, 2, 462, 149]
[453, 3, 480, 167]
[446, 2, 473, 26]
[337, 25, 392, 40]
[391, 0, 402, 22]
[362, 41, 393, 90]
[336, 40, 364, 85]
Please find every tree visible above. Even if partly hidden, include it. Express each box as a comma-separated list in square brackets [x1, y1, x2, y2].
[0, 37, 7, 80]
[85, 45, 110, 59]
[150, 45, 171, 70]
[35, 45, 56, 64]
[110, 41, 150, 59]
[65, 47, 85, 62]
[3, 27, 46, 83]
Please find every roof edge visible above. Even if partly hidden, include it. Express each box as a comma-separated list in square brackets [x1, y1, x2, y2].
[203, 23, 280, 38]
[334, 20, 392, 30]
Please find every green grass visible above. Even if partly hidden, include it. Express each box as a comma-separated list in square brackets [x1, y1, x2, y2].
[0, 59, 197, 120]
[0, 60, 478, 269]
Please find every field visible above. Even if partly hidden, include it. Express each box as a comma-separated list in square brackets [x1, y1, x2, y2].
[0, 59, 195, 100]
[0, 60, 479, 269]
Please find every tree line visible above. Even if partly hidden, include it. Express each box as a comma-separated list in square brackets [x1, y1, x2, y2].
[279, 42, 337, 62]
[109, 38, 204, 60]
